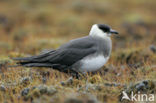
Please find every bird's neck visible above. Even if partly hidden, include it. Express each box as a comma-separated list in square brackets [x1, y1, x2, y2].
[89, 33, 111, 41]
[92, 36, 112, 57]
[89, 29, 110, 39]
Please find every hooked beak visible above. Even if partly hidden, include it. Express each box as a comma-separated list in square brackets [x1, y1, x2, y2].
[110, 29, 119, 34]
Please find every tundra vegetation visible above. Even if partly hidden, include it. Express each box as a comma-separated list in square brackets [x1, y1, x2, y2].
[0, 0, 155, 103]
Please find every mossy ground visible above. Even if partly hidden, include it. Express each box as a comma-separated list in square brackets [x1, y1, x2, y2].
[0, 0, 156, 103]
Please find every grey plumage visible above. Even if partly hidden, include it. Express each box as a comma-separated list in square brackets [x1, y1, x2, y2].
[13, 24, 118, 74]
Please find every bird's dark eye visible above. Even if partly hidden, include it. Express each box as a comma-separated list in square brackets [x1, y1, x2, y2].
[98, 24, 110, 32]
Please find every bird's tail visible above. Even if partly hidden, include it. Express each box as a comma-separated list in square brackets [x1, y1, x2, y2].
[13, 57, 53, 67]
[12, 57, 69, 74]
[7, 65, 21, 68]
[12, 50, 55, 67]
[12, 50, 68, 71]
[12, 57, 66, 70]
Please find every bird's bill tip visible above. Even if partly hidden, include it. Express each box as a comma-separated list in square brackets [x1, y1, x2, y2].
[110, 29, 119, 34]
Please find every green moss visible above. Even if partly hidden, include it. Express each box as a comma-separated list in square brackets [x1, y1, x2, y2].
[0, 56, 13, 65]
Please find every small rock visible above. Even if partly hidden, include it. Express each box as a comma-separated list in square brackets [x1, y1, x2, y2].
[21, 85, 57, 101]
[21, 88, 30, 96]
[20, 77, 32, 86]
[47, 86, 57, 95]
[150, 45, 156, 53]
[119, 80, 156, 100]
[60, 77, 73, 86]
[135, 82, 145, 91]
[0, 85, 6, 92]
[134, 80, 155, 92]
[38, 85, 47, 94]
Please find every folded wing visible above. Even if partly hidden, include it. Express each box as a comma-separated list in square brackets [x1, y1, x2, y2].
[13, 36, 97, 69]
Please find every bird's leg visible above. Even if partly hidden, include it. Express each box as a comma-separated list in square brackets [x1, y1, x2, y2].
[70, 70, 80, 79]
[60, 76, 73, 86]
[67, 69, 85, 79]
[82, 72, 89, 87]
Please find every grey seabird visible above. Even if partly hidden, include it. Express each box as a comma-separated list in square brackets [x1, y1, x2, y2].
[14, 24, 118, 75]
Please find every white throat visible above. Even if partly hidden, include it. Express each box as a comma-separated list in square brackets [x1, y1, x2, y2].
[89, 24, 110, 39]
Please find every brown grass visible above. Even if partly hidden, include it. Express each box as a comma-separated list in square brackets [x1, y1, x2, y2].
[0, 0, 156, 103]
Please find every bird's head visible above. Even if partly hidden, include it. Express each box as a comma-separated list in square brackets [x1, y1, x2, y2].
[89, 24, 118, 38]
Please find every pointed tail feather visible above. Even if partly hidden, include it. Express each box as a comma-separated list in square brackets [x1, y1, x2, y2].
[13, 50, 56, 62]
[14, 62, 67, 71]
[13, 57, 34, 61]
[21, 63, 55, 67]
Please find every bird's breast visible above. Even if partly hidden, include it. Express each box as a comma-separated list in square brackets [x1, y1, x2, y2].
[78, 54, 109, 72]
